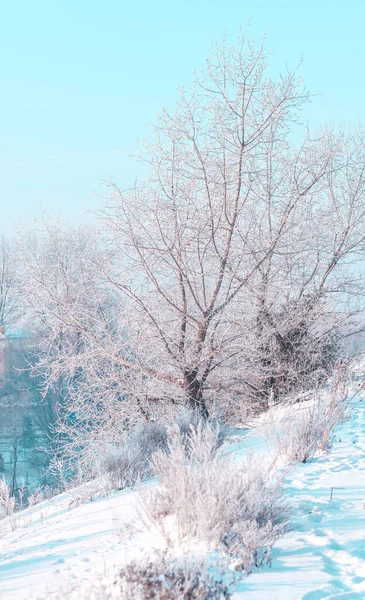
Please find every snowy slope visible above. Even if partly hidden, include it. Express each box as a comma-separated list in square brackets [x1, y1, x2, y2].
[236, 397, 365, 599]
[1, 398, 365, 600]
[0, 485, 145, 599]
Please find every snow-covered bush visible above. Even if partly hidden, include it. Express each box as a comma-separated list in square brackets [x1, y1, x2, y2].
[0, 477, 16, 531]
[116, 556, 235, 600]
[271, 368, 350, 463]
[140, 424, 288, 572]
[270, 402, 328, 463]
[48, 555, 235, 599]
[102, 420, 169, 490]
[28, 487, 45, 508]
[102, 410, 226, 491]
[218, 396, 255, 426]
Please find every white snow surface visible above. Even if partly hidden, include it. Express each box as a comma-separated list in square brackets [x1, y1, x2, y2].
[1, 396, 365, 599]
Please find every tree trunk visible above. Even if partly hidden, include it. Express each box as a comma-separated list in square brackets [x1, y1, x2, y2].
[11, 443, 18, 497]
[184, 369, 209, 419]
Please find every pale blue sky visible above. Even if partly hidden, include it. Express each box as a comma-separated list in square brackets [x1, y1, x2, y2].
[1, 0, 364, 233]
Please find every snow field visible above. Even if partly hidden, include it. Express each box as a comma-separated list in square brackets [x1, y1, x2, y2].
[0, 395, 365, 599]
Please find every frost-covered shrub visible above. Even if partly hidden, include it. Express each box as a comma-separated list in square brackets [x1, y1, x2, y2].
[141, 424, 288, 572]
[48, 555, 235, 599]
[270, 403, 326, 463]
[271, 372, 350, 463]
[0, 477, 16, 530]
[116, 556, 235, 600]
[103, 410, 227, 491]
[102, 420, 169, 490]
[28, 487, 45, 508]
[177, 408, 227, 446]
[218, 396, 255, 426]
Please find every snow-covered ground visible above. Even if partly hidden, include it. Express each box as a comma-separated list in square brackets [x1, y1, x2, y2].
[237, 397, 365, 599]
[1, 397, 365, 599]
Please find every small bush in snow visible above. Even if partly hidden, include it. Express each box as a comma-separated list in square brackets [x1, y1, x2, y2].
[103, 420, 169, 490]
[270, 402, 328, 463]
[28, 487, 45, 508]
[225, 399, 255, 426]
[140, 424, 288, 572]
[48, 555, 235, 599]
[0, 478, 16, 530]
[103, 410, 226, 491]
[176, 408, 226, 441]
[116, 555, 235, 599]
[271, 367, 351, 463]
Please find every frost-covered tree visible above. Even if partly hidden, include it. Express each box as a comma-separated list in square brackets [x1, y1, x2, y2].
[17, 33, 365, 471]
[0, 236, 19, 329]
[96, 37, 365, 414]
